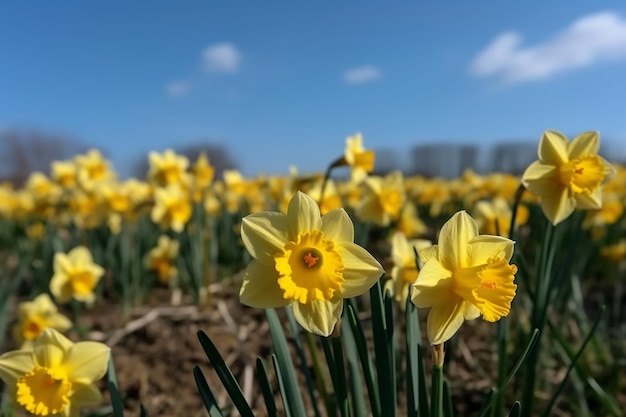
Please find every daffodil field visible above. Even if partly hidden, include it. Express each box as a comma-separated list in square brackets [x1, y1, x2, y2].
[0, 131, 625, 417]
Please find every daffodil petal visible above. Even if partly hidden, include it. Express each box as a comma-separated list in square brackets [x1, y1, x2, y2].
[34, 328, 72, 368]
[541, 186, 576, 226]
[539, 130, 569, 166]
[288, 192, 322, 238]
[463, 303, 481, 320]
[65, 342, 110, 384]
[419, 245, 438, 263]
[71, 383, 103, 406]
[411, 259, 452, 308]
[54, 253, 72, 275]
[339, 243, 384, 298]
[521, 161, 557, 185]
[468, 235, 515, 263]
[568, 131, 599, 159]
[241, 212, 288, 264]
[239, 260, 290, 308]
[575, 188, 602, 209]
[292, 298, 343, 337]
[427, 298, 465, 345]
[321, 209, 354, 243]
[438, 211, 477, 270]
[69, 246, 94, 265]
[0, 350, 35, 382]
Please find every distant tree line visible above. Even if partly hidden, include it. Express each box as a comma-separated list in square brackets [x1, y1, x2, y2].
[1, 128, 622, 186]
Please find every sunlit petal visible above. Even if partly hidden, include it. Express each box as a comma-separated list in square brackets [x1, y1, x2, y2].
[468, 235, 515, 263]
[539, 130, 569, 165]
[287, 192, 322, 238]
[438, 211, 477, 269]
[411, 259, 452, 308]
[292, 298, 343, 337]
[241, 212, 288, 264]
[427, 298, 465, 345]
[65, 342, 110, 384]
[0, 351, 35, 382]
[33, 329, 72, 368]
[239, 260, 290, 308]
[339, 243, 384, 298]
[568, 131, 599, 159]
[321, 209, 354, 243]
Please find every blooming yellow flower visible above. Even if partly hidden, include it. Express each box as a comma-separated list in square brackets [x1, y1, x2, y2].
[51, 160, 78, 189]
[12, 294, 72, 348]
[240, 191, 384, 336]
[522, 130, 616, 225]
[356, 170, 405, 226]
[384, 232, 431, 310]
[0, 328, 110, 417]
[344, 132, 375, 183]
[473, 197, 529, 237]
[144, 236, 180, 284]
[75, 149, 115, 190]
[151, 183, 193, 233]
[411, 211, 517, 345]
[50, 246, 105, 305]
[305, 179, 343, 215]
[147, 149, 189, 187]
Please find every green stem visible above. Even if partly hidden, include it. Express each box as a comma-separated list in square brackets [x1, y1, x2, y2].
[431, 363, 444, 417]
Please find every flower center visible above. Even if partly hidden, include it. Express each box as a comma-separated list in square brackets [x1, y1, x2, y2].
[558, 155, 606, 195]
[275, 230, 345, 304]
[22, 315, 47, 341]
[69, 270, 97, 295]
[452, 257, 517, 322]
[16, 366, 71, 416]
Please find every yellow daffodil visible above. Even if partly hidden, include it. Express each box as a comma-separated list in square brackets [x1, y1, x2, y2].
[147, 149, 189, 187]
[240, 191, 384, 336]
[306, 179, 343, 215]
[0, 328, 110, 417]
[411, 211, 517, 345]
[473, 197, 529, 237]
[343, 132, 375, 183]
[145, 235, 180, 284]
[191, 152, 215, 188]
[356, 170, 405, 226]
[12, 294, 72, 348]
[522, 130, 616, 225]
[51, 160, 78, 190]
[384, 232, 431, 310]
[75, 149, 115, 190]
[50, 246, 105, 305]
[151, 183, 193, 233]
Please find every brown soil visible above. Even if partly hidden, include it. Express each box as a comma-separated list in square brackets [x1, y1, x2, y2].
[3, 277, 625, 417]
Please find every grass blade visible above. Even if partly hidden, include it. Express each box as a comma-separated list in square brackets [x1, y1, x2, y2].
[196, 330, 254, 417]
[193, 365, 224, 417]
[256, 357, 278, 417]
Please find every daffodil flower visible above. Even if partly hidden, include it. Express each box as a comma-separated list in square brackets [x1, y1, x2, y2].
[522, 130, 616, 225]
[13, 294, 72, 348]
[411, 211, 517, 345]
[240, 191, 384, 336]
[50, 246, 105, 305]
[0, 328, 110, 417]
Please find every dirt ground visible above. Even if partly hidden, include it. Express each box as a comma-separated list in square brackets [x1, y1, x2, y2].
[3, 277, 625, 417]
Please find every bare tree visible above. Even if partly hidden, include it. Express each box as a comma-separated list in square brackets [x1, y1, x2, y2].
[0, 128, 88, 186]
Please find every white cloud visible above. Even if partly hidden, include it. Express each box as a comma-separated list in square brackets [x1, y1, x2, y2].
[166, 81, 190, 97]
[470, 11, 626, 85]
[203, 42, 240, 73]
[343, 65, 381, 84]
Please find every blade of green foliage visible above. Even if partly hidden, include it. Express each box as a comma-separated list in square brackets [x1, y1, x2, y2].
[255, 357, 278, 417]
[196, 330, 254, 417]
[405, 298, 420, 417]
[342, 313, 367, 417]
[108, 382, 125, 417]
[332, 332, 350, 417]
[320, 336, 339, 414]
[0, 253, 27, 348]
[139, 404, 148, 417]
[417, 345, 430, 417]
[346, 302, 381, 417]
[271, 354, 293, 417]
[284, 307, 322, 417]
[508, 402, 521, 417]
[193, 365, 224, 417]
[431, 363, 444, 417]
[266, 309, 308, 417]
[370, 278, 396, 416]
[479, 329, 540, 417]
[541, 306, 611, 417]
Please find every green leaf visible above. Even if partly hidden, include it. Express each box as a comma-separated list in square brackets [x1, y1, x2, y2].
[443, 380, 454, 417]
[256, 358, 278, 417]
[405, 298, 420, 417]
[193, 365, 224, 417]
[508, 402, 522, 417]
[196, 330, 254, 417]
[342, 313, 367, 417]
[370, 278, 396, 416]
[266, 309, 308, 417]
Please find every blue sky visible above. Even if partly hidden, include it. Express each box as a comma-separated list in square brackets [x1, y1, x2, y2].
[3, 1, 626, 177]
